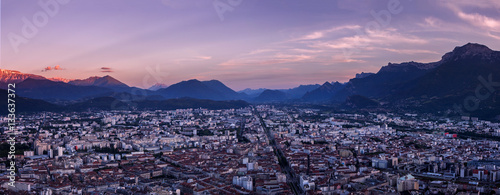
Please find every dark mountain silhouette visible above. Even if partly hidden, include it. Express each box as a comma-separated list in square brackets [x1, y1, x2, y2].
[342, 95, 379, 109]
[81, 91, 165, 102]
[355, 72, 375, 79]
[69, 75, 129, 88]
[201, 80, 245, 99]
[14, 78, 113, 102]
[326, 43, 500, 120]
[136, 98, 249, 110]
[0, 89, 61, 114]
[0, 88, 249, 114]
[66, 97, 131, 111]
[254, 90, 288, 102]
[281, 84, 321, 99]
[399, 43, 500, 98]
[156, 79, 238, 100]
[331, 61, 441, 101]
[239, 88, 267, 97]
[240, 84, 320, 99]
[65, 97, 249, 111]
[391, 43, 500, 118]
[302, 81, 345, 102]
[309, 43, 496, 103]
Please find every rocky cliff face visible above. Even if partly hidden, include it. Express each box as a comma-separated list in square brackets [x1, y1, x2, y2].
[0, 69, 46, 83]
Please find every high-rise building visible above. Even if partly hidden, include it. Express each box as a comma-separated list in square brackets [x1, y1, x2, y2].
[390, 157, 398, 168]
[57, 146, 64, 156]
[233, 176, 253, 191]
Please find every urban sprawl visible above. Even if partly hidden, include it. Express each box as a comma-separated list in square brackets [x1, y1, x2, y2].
[2, 106, 500, 194]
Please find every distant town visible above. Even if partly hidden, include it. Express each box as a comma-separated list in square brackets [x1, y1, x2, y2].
[1, 106, 500, 194]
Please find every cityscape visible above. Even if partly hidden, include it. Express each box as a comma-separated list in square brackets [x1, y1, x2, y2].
[2, 0, 500, 194]
[2, 106, 500, 194]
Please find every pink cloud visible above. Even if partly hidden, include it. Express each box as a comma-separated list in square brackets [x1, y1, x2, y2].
[101, 67, 114, 73]
[42, 65, 64, 72]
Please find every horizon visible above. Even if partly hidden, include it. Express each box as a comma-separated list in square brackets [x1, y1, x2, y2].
[2, 0, 500, 90]
[0, 42, 496, 91]
[0, 67, 327, 91]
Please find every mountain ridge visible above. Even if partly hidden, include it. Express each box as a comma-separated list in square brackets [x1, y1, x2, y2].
[0, 69, 46, 83]
[69, 75, 129, 88]
[3, 42, 500, 120]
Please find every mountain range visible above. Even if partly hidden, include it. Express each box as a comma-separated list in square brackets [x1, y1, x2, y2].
[2, 43, 500, 119]
[329, 43, 500, 119]
[241, 84, 322, 101]
[302, 82, 345, 102]
[69, 75, 129, 88]
[155, 79, 245, 100]
[0, 70, 320, 103]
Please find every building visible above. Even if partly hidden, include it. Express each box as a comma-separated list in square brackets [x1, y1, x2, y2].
[57, 146, 64, 156]
[397, 174, 419, 192]
[372, 158, 388, 169]
[233, 176, 253, 191]
[300, 175, 315, 191]
[24, 151, 34, 157]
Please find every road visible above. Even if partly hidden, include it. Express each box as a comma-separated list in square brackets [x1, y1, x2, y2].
[253, 107, 305, 195]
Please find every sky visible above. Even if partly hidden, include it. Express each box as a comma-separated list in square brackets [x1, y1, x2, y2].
[1, 0, 500, 90]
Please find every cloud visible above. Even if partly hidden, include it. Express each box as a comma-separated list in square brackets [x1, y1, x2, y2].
[196, 56, 212, 60]
[440, 0, 500, 10]
[290, 48, 324, 54]
[173, 56, 213, 62]
[457, 11, 500, 29]
[302, 28, 429, 63]
[101, 67, 114, 73]
[219, 25, 432, 70]
[440, 0, 500, 39]
[219, 54, 312, 67]
[248, 49, 276, 55]
[42, 65, 64, 72]
[417, 17, 450, 30]
[331, 55, 366, 63]
[301, 32, 324, 40]
[370, 47, 439, 55]
[423, 17, 440, 28]
[488, 31, 500, 40]
[293, 25, 362, 41]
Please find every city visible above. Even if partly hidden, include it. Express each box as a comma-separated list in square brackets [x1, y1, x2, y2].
[2, 0, 500, 194]
[1, 106, 500, 194]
